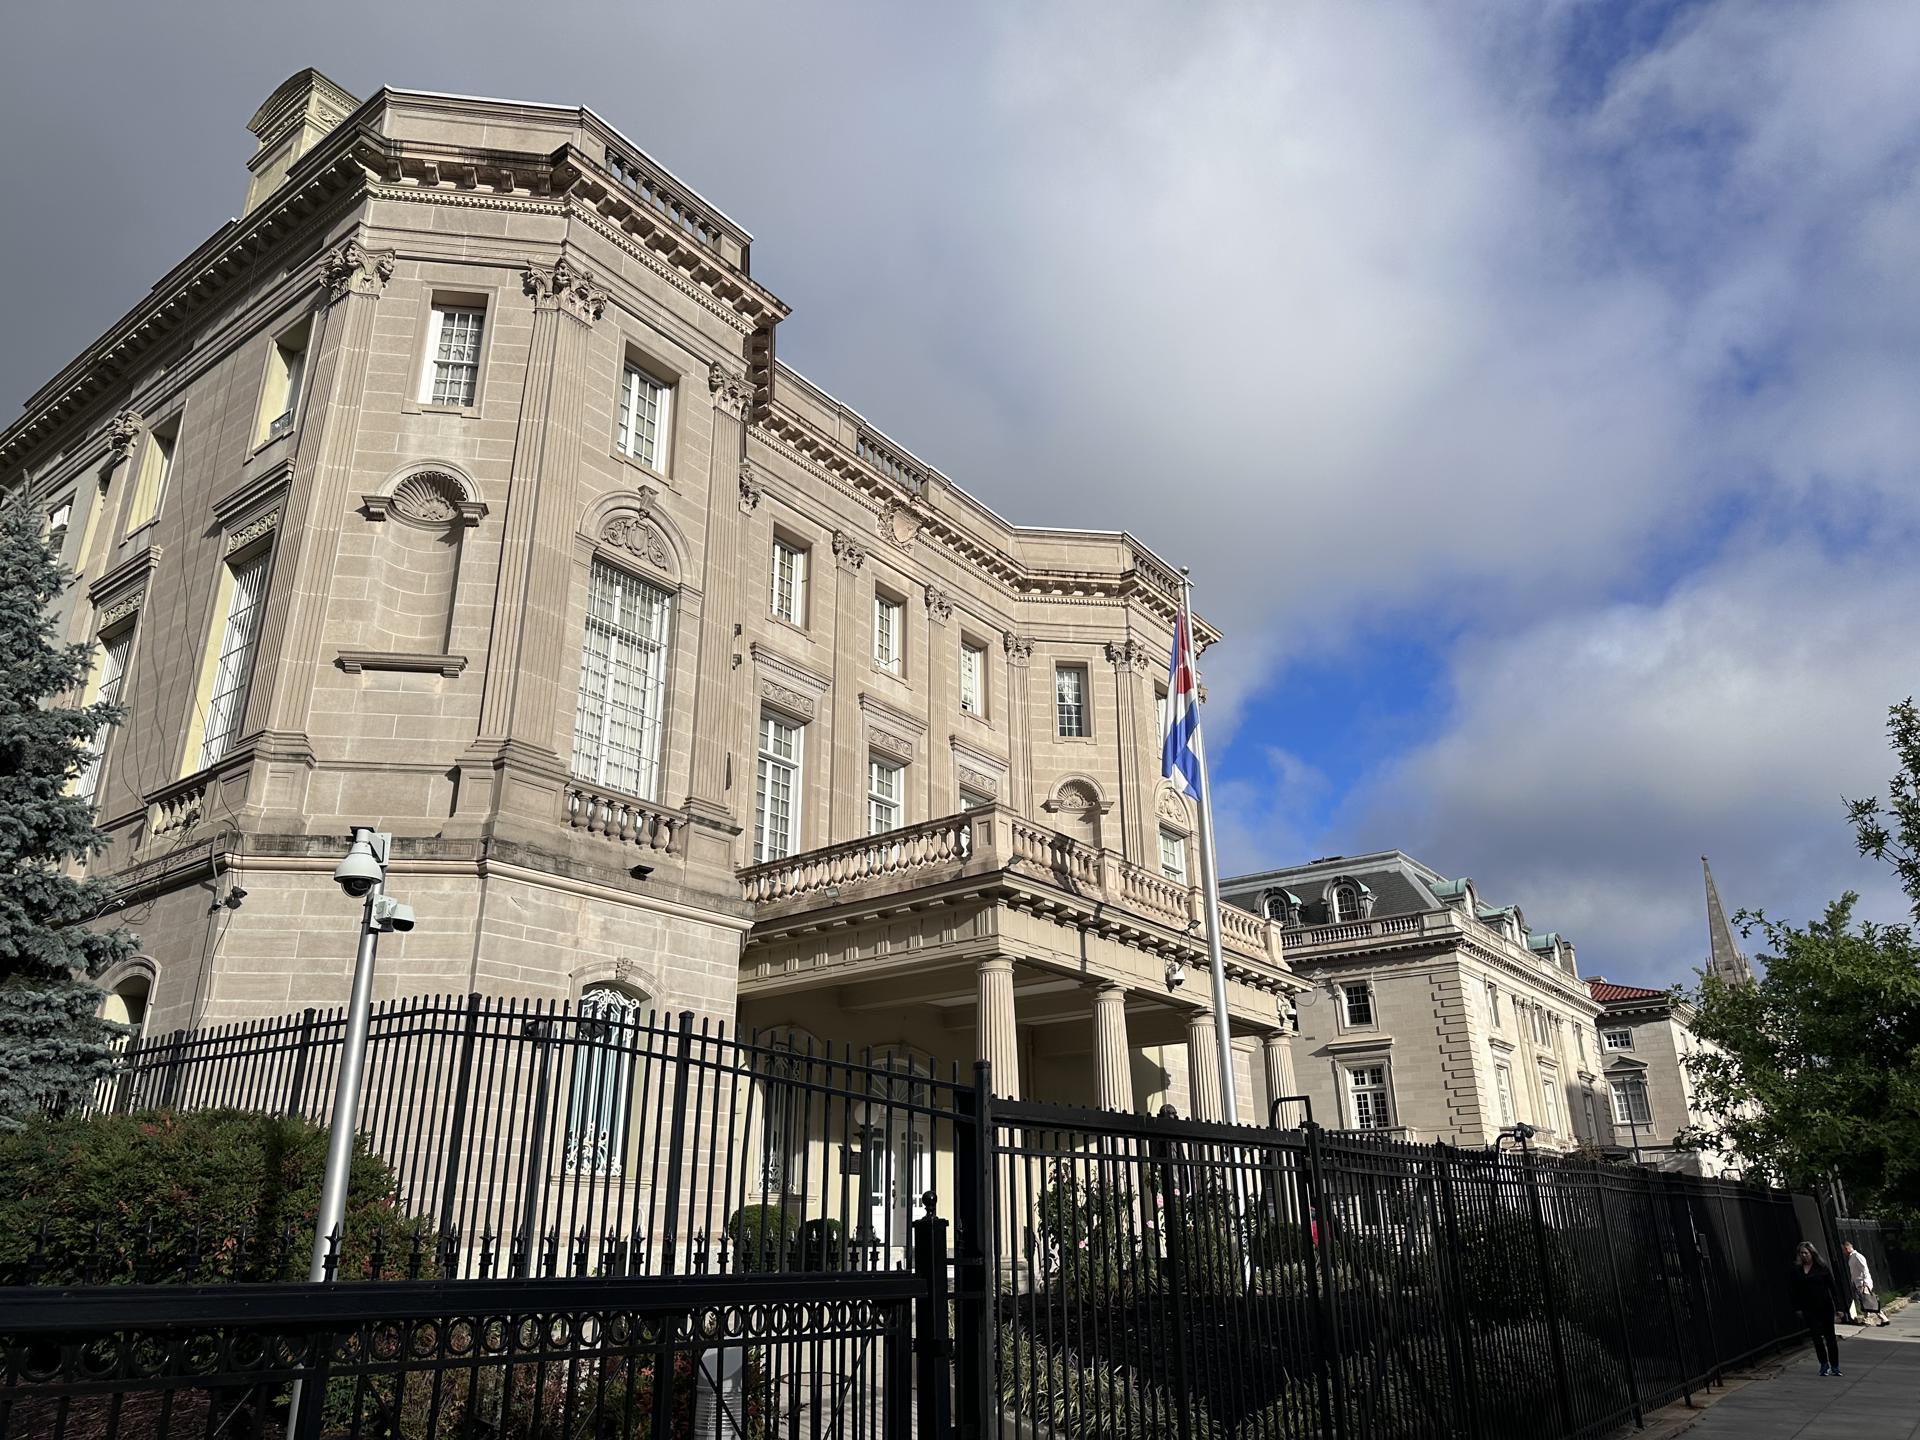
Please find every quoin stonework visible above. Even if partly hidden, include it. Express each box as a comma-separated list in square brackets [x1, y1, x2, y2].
[6, 70, 1305, 1132]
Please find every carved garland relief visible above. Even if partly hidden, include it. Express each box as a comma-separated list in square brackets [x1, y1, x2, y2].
[601, 515, 672, 572]
[225, 509, 281, 554]
[759, 679, 816, 722]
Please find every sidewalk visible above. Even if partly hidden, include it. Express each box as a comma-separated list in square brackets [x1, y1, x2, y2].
[1666, 1304, 1920, 1440]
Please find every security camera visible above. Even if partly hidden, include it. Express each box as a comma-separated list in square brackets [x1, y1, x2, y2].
[1165, 959, 1187, 993]
[373, 897, 415, 933]
[333, 829, 388, 898]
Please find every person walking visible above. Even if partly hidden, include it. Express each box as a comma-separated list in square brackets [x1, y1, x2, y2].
[1843, 1241, 1892, 1327]
[1791, 1242, 1846, 1375]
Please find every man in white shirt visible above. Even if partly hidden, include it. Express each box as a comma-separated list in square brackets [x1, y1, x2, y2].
[1843, 1241, 1891, 1327]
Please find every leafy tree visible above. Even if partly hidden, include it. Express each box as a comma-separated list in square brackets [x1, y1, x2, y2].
[0, 498, 133, 1125]
[1681, 700, 1920, 1217]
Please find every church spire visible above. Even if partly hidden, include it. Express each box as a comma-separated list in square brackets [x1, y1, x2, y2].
[1703, 856, 1754, 986]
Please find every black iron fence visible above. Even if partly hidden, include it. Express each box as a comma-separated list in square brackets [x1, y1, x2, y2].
[1836, 1216, 1920, 1297]
[3, 994, 1822, 1439]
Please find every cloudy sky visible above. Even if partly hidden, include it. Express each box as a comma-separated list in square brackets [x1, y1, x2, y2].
[4, 1, 1916, 985]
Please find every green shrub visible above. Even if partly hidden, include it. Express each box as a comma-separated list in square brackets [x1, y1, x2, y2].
[726, 1204, 799, 1272]
[795, 1217, 843, 1270]
[998, 1325, 1216, 1439]
[1036, 1165, 1147, 1297]
[0, 1107, 428, 1283]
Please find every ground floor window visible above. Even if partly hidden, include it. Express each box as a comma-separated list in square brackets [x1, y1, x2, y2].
[1345, 1063, 1391, 1130]
[563, 987, 648, 1176]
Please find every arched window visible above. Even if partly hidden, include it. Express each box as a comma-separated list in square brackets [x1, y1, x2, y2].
[563, 986, 649, 1176]
[1332, 883, 1362, 924]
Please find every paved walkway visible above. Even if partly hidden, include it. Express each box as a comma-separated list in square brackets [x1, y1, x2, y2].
[1673, 1305, 1920, 1440]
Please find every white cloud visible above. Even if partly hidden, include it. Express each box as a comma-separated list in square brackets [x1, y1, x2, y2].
[1348, 539, 1920, 984]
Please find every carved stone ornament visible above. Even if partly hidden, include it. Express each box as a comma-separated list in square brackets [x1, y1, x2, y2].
[389, 473, 462, 526]
[871, 730, 913, 761]
[707, 360, 752, 418]
[97, 590, 146, 628]
[831, 530, 867, 571]
[524, 257, 609, 323]
[601, 515, 671, 571]
[1156, 785, 1191, 826]
[612, 955, 633, 985]
[225, 509, 281, 554]
[1054, 781, 1096, 812]
[923, 585, 955, 624]
[957, 766, 998, 797]
[1105, 638, 1150, 672]
[759, 678, 816, 722]
[105, 410, 144, 461]
[738, 460, 762, 514]
[633, 484, 658, 518]
[1003, 633, 1035, 666]
[324, 238, 397, 302]
[877, 499, 923, 551]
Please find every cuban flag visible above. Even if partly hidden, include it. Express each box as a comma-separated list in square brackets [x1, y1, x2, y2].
[1162, 607, 1203, 801]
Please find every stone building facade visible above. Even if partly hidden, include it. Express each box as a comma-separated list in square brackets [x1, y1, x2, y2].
[6, 71, 1302, 1126]
[1222, 852, 1617, 1151]
[1585, 979, 1734, 1175]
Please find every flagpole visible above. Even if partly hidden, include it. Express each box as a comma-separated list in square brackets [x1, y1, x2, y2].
[1180, 568, 1240, 1126]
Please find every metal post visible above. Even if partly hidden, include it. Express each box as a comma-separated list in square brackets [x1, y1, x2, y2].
[954, 1062, 992, 1440]
[1149, 1127, 1197, 1440]
[649, 1012, 697, 1440]
[1646, 1174, 1694, 1407]
[514, 1021, 556, 1276]
[1520, 1143, 1575, 1438]
[285, 1008, 318, 1120]
[914, 1208, 953, 1440]
[1177, 571, 1239, 1125]
[1431, 1148, 1484, 1438]
[1302, 1120, 1347, 1440]
[436, 992, 484, 1237]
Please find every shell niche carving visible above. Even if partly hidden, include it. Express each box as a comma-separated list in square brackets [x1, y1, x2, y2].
[389, 473, 463, 525]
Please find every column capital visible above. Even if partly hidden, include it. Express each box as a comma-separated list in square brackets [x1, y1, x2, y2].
[104, 409, 144, 460]
[1003, 632, 1035, 667]
[924, 584, 955, 625]
[323, 238, 396, 302]
[524, 257, 609, 324]
[708, 359, 753, 417]
[1104, 637, 1151, 672]
[832, 529, 868, 571]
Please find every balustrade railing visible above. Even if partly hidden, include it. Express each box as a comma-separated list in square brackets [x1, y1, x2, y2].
[144, 776, 211, 843]
[739, 812, 972, 904]
[562, 782, 685, 854]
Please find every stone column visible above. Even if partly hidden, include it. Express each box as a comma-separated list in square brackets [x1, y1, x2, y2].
[1262, 1030, 1298, 1122]
[1092, 984, 1134, 1114]
[249, 238, 396, 784]
[828, 532, 868, 840]
[977, 957, 1021, 1100]
[1003, 634, 1035, 814]
[1187, 1009, 1224, 1122]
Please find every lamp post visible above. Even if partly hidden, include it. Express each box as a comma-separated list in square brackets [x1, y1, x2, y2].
[290, 828, 413, 1437]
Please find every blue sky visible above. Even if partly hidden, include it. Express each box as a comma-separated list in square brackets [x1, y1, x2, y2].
[2, 0, 1916, 986]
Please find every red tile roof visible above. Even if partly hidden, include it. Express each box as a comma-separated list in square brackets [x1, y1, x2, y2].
[1587, 979, 1670, 1003]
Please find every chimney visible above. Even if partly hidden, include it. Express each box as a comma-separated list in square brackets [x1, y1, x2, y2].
[244, 69, 361, 214]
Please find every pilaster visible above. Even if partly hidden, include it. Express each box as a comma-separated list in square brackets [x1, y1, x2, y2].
[925, 586, 956, 817]
[1262, 1030, 1298, 1119]
[1107, 638, 1151, 862]
[1003, 633, 1035, 815]
[828, 530, 868, 841]
[247, 235, 395, 825]
[458, 257, 607, 840]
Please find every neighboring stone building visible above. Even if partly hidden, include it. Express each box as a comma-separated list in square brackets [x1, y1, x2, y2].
[1585, 979, 1735, 1175]
[4, 71, 1302, 1140]
[1222, 852, 1616, 1152]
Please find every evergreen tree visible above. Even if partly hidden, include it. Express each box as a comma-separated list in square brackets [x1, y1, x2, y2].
[0, 498, 134, 1125]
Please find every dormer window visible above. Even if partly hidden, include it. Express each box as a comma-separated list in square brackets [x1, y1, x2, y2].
[1332, 883, 1362, 924]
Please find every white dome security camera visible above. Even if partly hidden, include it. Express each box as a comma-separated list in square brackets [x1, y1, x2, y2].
[373, 898, 416, 933]
[333, 830, 386, 898]
[1164, 959, 1187, 993]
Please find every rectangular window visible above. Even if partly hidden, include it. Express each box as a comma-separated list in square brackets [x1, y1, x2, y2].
[754, 714, 803, 862]
[571, 561, 673, 800]
[1610, 1077, 1652, 1127]
[1347, 1065, 1390, 1130]
[616, 363, 672, 470]
[1532, 1007, 1548, 1045]
[128, 420, 176, 532]
[1055, 665, 1088, 737]
[1342, 983, 1374, 1027]
[770, 538, 807, 625]
[46, 496, 74, 555]
[959, 787, 994, 811]
[873, 594, 903, 674]
[1603, 1027, 1634, 1051]
[1156, 687, 1168, 740]
[959, 641, 986, 716]
[1583, 1090, 1598, 1138]
[1537, 1067, 1561, 1133]
[256, 320, 309, 444]
[1159, 829, 1188, 884]
[868, 756, 904, 835]
[74, 627, 133, 810]
[1494, 1063, 1516, 1126]
[1577, 1028, 1589, 1064]
[421, 304, 485, 406]
[198, 549, 269, 768]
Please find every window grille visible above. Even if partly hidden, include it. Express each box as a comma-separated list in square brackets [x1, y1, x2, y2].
[563, 988, 646, 1176]
[572, 562, 672, 800]
[199, 550, 269, 768]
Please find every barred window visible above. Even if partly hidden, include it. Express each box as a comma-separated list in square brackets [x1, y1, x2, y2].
[755, 714, 803, 862]
[572, 561, 673, 800]
[563, 987, 647, 1176]
[199, 549, 269, 769]
[1055, 666, 1087, 737]
[422, 305, 485, 406]
[75, 627, 133, 810]
[616, 364, 671, 470]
